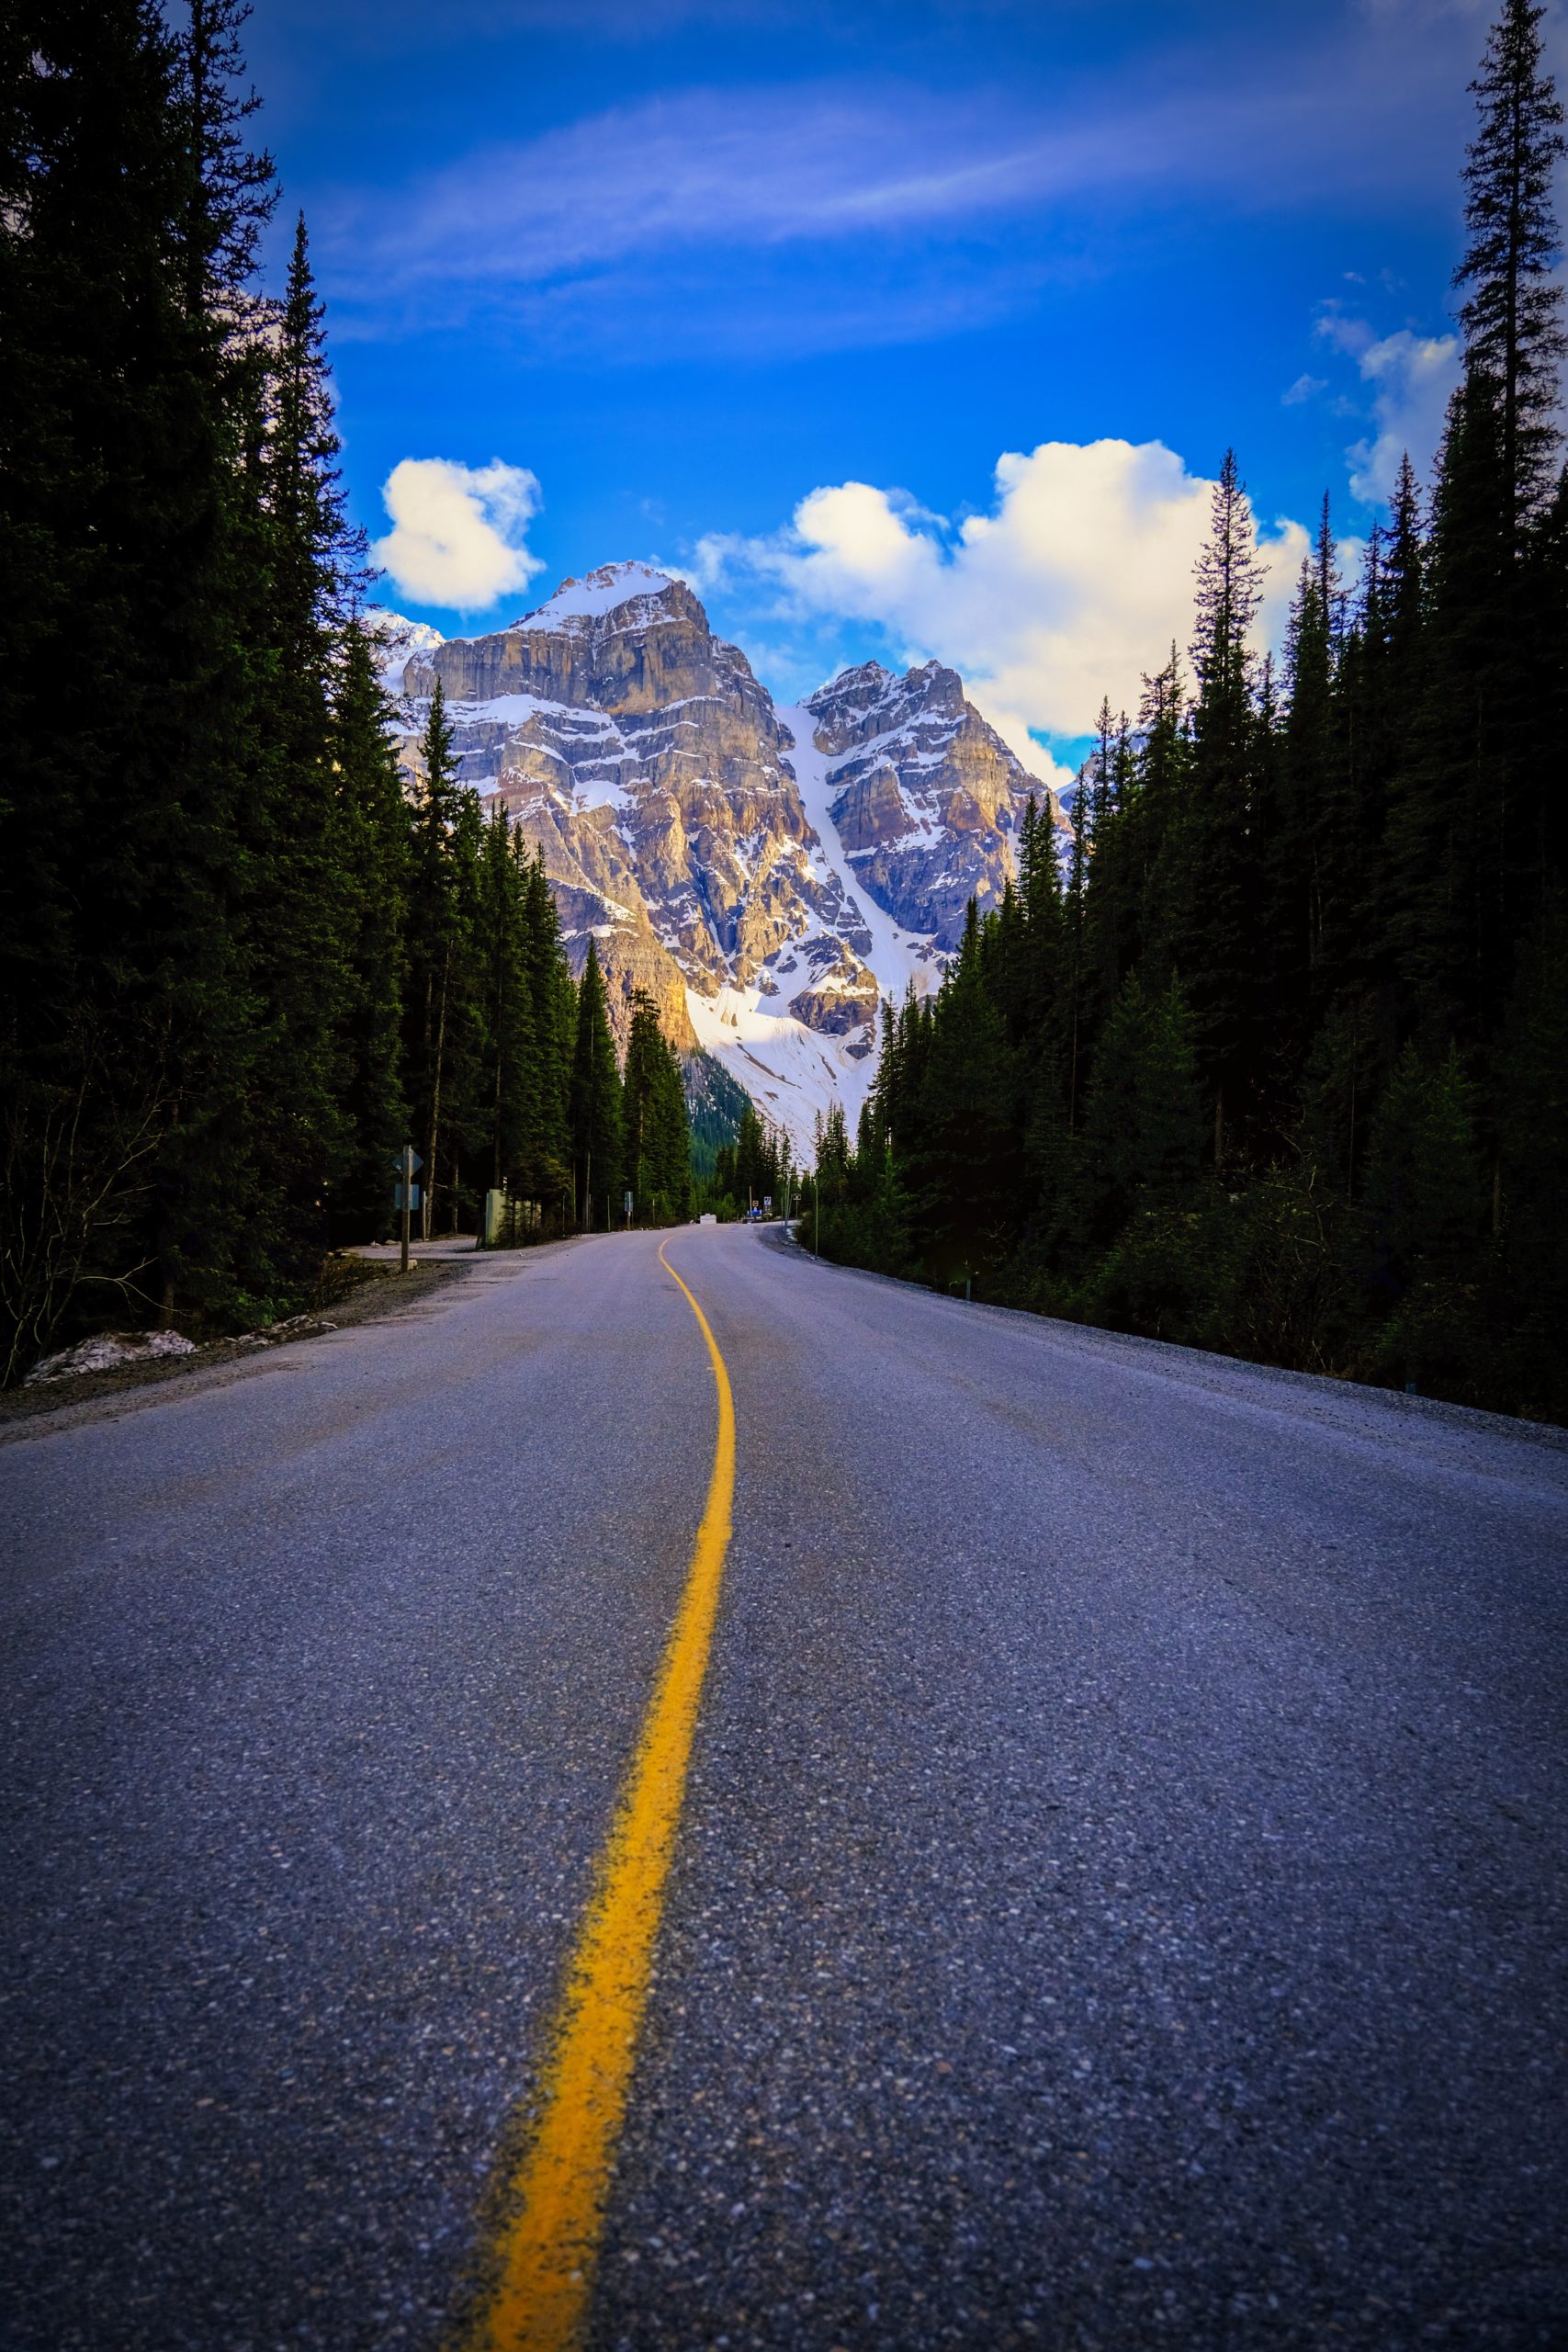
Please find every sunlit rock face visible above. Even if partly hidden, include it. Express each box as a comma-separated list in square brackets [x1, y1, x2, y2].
[391, 565, 870, 1052]
[378, 564, 1061, 1136]
[805, 659, 1059, 951]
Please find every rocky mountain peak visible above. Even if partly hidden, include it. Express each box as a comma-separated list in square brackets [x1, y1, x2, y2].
[367, 610, 445, 694]
[381, 567, 1061, 1147]
[511, 560, 679, 630]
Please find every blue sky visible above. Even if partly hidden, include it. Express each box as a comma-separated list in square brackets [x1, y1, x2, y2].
[244, 0, 1551, 778]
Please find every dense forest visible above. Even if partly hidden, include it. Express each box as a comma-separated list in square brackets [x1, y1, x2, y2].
[805, 0, 1568, 1423]
[0, 0, 707, 1385]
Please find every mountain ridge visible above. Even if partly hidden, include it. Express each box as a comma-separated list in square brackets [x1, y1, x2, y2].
[373, 562, 1062, 1148]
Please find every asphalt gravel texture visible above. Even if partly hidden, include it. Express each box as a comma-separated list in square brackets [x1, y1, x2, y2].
[2, 1225, 1564, 2351]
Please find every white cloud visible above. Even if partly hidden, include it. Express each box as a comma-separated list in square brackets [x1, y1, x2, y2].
[1315, 314, 1461, 502]
[693, 441, 1309, 757]
[370, 458, 545, 610]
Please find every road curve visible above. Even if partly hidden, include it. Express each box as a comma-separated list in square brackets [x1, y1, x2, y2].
[2, 1225, 1564, 2350]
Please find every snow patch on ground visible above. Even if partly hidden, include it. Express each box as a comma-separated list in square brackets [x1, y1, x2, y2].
[25, 1329, 197, 1385]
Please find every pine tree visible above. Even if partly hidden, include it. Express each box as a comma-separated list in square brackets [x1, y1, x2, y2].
[907, 900, 1019, 1279]
[622, 992, 692, 1223]
[570, 939, 623, 1227]
[244, 213, 362, 1273]
[330, 619, 410, 1237]
[478, 803, 533, 1194]
[405, 680, 465, 1238]
[516, 848, 575, 1224]
[1455, 0, 1566, 548]
[1130, 645, 1190, 993]
[1186, 449, 1266, 1159]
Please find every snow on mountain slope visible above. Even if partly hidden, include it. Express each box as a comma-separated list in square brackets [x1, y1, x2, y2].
[805, 659, 1059, 947]
[384, 561, 1062, 1156]
[513, 561, 674, 628]
[367, 610, 445, 693]
[680, 705, 943, 1151]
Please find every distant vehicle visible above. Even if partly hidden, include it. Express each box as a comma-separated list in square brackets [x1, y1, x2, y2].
[698, 1212, 717, 1226]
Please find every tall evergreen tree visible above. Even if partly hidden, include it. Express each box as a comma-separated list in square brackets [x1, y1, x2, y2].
[570, 939, 623, 1227]
[330, 618, 409, 1236]
[622, 993, 692, 1224]
[1185, 448, 1266, 1159]
[1455, 0, 1566, 548]
[516, 848, 576, 1223]
[477, 804, 534, 1194]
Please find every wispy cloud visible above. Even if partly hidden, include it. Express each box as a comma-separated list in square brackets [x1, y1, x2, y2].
[1282, 373, 1327, 406]
[316, 18, 1483, 355]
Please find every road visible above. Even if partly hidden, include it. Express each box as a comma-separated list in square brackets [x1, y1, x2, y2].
[2, 1225, 1565, 2350]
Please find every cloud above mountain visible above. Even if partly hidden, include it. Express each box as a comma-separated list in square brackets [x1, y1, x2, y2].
[371, 458, 545, 609]
[692, 440, 1311, 757]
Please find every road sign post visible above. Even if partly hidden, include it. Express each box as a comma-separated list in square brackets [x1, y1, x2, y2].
[624, 1189, 633, 1229]
[393, 1147, 423, 1274]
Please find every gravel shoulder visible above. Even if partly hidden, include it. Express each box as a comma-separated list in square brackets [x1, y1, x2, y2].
[0, 1243, 558, 1442]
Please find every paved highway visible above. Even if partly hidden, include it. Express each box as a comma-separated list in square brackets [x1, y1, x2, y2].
[3, 1226, 1565, 2350]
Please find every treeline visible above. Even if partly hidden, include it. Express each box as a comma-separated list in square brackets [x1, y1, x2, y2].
[703, 1102, 796, 1221]
[0, 1, 692, 1382]
[408, 682, 693, 1240]
[807, 0, 1568, 1422]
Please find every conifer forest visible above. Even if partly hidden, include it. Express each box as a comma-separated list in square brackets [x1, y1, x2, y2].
[0, 0, 707, 1386]
[805, 2, 1568, 1425]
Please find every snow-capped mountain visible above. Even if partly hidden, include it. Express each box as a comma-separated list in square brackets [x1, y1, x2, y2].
[367, 610, 445, 694]
[805, 659, 1056, 949]
[379, 562, 1061, 1149]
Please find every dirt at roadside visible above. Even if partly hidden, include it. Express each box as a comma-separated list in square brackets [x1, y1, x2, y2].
[0, 1256, 469, 1431]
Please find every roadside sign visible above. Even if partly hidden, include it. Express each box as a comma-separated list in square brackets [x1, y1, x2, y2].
[763, 1195, 773, 1210]
[394, 1183, 421, 1210]
[624, 1192, 633, 1215]
[390, 1148, 423, 1174]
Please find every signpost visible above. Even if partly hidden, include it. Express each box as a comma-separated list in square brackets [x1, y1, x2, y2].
[394, 1147, 423, 1274]
[624, 1189, 633, 1229]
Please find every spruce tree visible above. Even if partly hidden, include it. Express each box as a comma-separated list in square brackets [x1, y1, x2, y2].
[245, 213, 361, 1273]
[478, 803, 534, 1194]
[330, 619, 410, 1237]
[1455, 0, 1566, 548]
[622, 992, 693, 1223]
[570, 939, 623, 1227]
[907, 900, 1019, 1279]
[405, 680, 464, 1238]
[516, 847, 575, 1223]
[1186, 449, 1266, 1159]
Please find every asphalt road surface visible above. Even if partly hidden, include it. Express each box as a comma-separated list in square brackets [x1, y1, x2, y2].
[3, 1226, 1565, 2351]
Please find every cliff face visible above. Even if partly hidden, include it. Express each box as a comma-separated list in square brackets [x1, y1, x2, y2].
[379, 563, 1061, 1146]
[805, 660, 1057, 951]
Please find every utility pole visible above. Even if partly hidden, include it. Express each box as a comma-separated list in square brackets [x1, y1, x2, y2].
[814, 1182, 819, 1260]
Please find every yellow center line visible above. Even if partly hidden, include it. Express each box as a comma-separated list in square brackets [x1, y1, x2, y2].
[464, 1237, 736, 2352]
